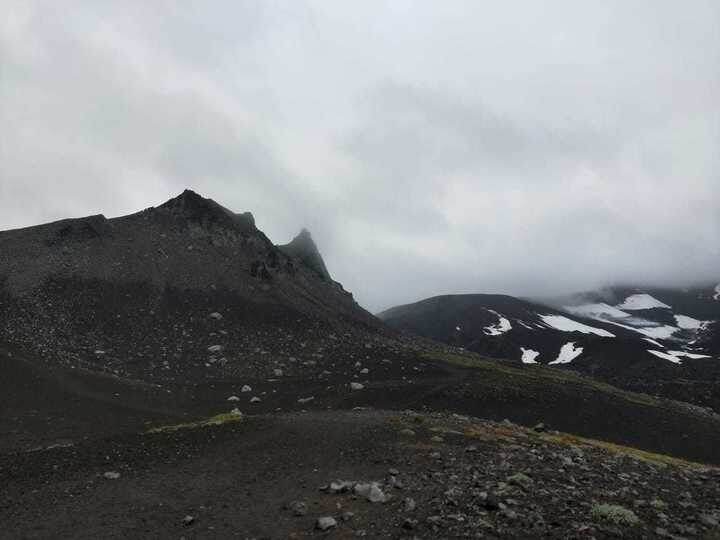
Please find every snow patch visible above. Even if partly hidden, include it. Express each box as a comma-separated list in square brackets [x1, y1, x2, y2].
[674, 315, 704, 330]
[714, 283, 720, 301]
[603, 320, 679, 340]
[549, 342, 583, 364]
[518, 321, 535, 330]
[484, 310, 512, 336]
[520, 348, 540, 364]
[642, 338, 665, 348]
[539, 315, 615, 337]
[616, 294, 671, 310]
[564, 303, 630, 319]
[648, 349, 711, 364]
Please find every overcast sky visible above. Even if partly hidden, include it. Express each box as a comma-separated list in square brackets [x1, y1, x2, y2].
[1, 1, 719, 312]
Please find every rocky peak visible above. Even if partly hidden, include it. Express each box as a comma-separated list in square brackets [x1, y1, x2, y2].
[278, 228, 331, 281]
[155, 189, 255, 231]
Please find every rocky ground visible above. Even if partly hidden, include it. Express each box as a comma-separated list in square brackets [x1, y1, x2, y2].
[1, 409, 719, 539]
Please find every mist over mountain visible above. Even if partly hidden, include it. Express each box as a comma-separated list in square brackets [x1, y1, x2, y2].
[2, 1, 719, 312]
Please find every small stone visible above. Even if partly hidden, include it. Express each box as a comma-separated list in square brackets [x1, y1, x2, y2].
[297, 396, 315, 404]
[354, 482, 388, 503]
[388, 468, 400, 476]
[250, 396, 261, 403]
[103, 471, 120, 480]
[273, 368, 283, 377]
[430, 435, 444, 443]
[399, 428, 416, 437]
[341, 511, 355, 521]
[207, 345, 223, 353]
[507, 472, 534, 491]
[316, 517, 337, 531]
[241, 385, 252, 393]
[403, 497, 416, 512]
[209, 312, 223, 320]
[227, 395, 240, 402]
[359, 368, 369, 374]
[700, 514, 719, 527]
[533, 422, 546, 432]
[402, 518, 418, 530]
[182, 515, 195, 526]
[288, 500, 308, 516]
[350, 382, 364, 391]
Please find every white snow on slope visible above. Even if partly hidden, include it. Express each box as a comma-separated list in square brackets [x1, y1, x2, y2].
[484, 310, 512, 336]
[520, 348, 540, 364]
[549, 342, 583, 364]
[617, 294, 671, 310]
[564, 303, 630, 319]
[674, 315, 704, 330]
[714, 283, 720, 301]
[540, 315, 615, 337]
[648, 349, 712, 364]
[643, 337, 665, 348]
[518, 321, 535, 330]
[603, 320, 679, 340]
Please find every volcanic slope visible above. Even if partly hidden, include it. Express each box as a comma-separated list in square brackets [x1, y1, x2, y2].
[379, 290, 720, 411]
[2, 192, 720, 477]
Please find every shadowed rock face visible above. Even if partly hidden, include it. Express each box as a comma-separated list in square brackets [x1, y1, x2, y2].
[278, 228, 331, 281]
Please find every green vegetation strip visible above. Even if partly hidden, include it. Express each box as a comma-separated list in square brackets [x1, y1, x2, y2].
[146, 411, 243, 434]
[421, 351, 660, 407]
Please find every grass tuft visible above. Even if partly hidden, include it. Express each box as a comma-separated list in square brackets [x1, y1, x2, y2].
[146, 411, 243, 434]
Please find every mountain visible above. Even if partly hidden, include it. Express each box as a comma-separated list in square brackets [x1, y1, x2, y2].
[379, 285, 720, 411]
[4, 192, 720, 537]
[0, 189, 382, 382]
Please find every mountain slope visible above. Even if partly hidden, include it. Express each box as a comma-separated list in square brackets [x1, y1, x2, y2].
[379, 287, 720, 411]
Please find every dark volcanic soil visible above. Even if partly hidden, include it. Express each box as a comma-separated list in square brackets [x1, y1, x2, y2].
[2, 410, 719, 539]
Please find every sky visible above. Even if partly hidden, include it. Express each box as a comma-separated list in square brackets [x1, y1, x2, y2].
[1, 0, 719, 312]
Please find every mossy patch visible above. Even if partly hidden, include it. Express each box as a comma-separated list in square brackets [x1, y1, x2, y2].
[146, 411, 243, 434]
[540, 431, 711, 470]
[591, 503, 640, 526]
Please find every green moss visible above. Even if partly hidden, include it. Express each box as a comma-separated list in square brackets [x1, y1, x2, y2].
[540, 431, 708, 469]
[146, 411, 243, 434]
[591, 503, 640, 526]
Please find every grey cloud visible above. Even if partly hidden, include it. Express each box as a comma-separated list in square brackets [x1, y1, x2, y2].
[1, 0, 718, 312]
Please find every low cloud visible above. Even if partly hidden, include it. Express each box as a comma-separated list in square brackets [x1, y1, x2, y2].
[1, 0, 718, 312]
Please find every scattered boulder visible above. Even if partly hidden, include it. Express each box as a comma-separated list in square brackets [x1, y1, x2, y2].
[207, 345, 223, 353]
[103, 471, 121, 480]
[182, 515, 195, 526]
[208, 312, 223, 320]
[227, 395, 240, 402]
[297, 396, 315, 404]
[241, 385, 252, 393]
[316, 517, 337, 531]
[250, 396, 261, 403]
[350, 382, 364, 391]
